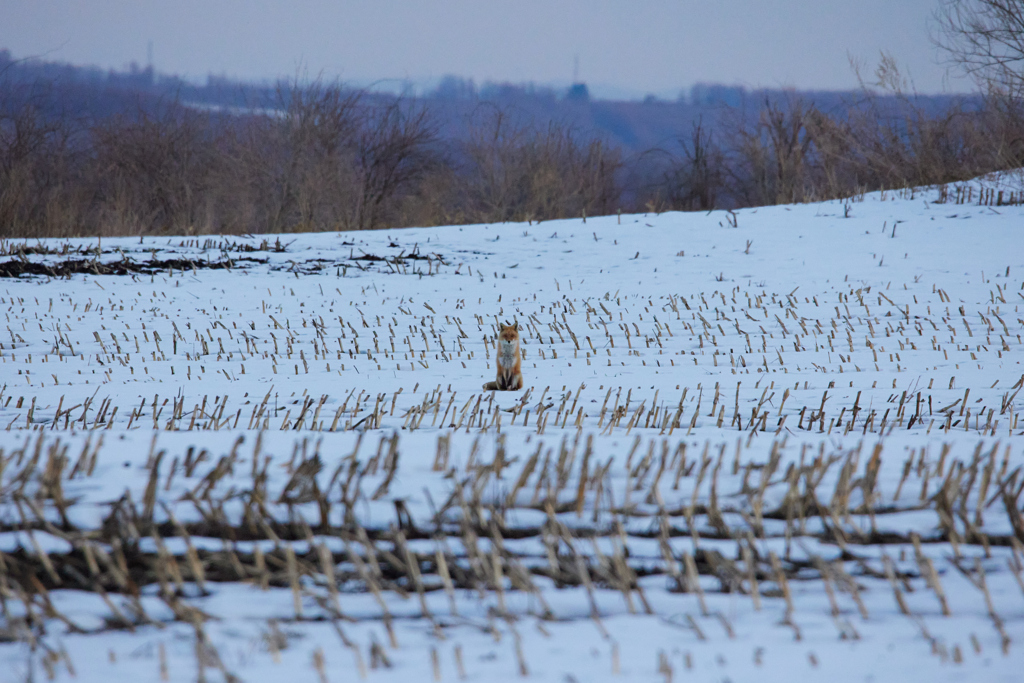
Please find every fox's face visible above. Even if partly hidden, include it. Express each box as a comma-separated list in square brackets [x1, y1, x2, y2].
[497, 322, 520, 343]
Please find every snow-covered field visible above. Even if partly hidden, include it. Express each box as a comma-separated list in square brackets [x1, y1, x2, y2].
[0, 176, 1022, 682]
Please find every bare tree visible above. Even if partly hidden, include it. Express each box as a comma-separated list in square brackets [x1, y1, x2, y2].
[451, 107, 620, 223]
[351, 98, 439, 230]
[726, 97, 818, 206]
[667, 120, 724, 210]
[0, 77, 80, 236]
[219, 78, 363, 234]
[91, 99, 215, 235]
[935, 1, 1024, 96]
[216, 79, 437, 233]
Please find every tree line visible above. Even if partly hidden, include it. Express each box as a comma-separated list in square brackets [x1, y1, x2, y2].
[2, 2, 1023, 238]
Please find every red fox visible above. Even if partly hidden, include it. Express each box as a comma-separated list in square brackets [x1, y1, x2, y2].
[483, 322, 523, 391]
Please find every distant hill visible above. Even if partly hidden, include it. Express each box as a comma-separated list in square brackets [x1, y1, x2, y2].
[0, 48, 980, 155]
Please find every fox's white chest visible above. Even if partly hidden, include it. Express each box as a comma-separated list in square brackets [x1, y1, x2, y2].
[497, 339, 518, 367]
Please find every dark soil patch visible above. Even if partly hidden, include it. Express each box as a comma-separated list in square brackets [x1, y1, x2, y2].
[0, 255, 267, 278]
[350, 248, 445, 263]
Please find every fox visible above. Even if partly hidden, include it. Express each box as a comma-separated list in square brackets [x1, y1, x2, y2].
[483, 321, 523, 391]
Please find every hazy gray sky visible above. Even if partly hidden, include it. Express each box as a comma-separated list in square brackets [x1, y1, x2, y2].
[1, 0, 968, 97]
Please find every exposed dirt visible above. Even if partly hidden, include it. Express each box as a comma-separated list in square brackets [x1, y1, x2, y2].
[0, 256, 268, 278]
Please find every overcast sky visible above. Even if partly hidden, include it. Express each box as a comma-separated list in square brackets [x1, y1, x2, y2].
[1, 0, 969, 98]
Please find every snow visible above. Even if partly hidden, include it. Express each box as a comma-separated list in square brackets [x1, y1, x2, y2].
[0, 178, 1022, 682]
